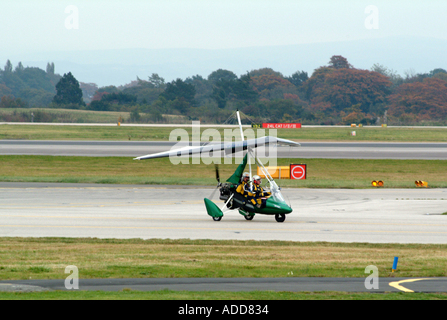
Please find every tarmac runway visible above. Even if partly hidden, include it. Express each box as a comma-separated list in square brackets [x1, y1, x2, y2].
[2, 277, 447, 293]
[1, 140, 447, 159]
[1, 183, 447, 243]
[2, 139, 447, 294]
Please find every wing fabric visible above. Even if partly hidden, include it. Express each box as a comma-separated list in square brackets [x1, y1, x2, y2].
[134, 136, 300, 160]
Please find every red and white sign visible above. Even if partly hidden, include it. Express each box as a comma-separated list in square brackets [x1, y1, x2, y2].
[262, 123, 301, 129]
[290, 164, 306, 180]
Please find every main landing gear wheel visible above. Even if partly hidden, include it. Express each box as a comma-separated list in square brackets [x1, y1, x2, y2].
[212, 216, 222, 221]
[275, 214, 286, 223]
[244, 215, 254, 221]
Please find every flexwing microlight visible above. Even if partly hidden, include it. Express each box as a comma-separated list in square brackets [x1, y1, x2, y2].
[133, 136, 300, 160]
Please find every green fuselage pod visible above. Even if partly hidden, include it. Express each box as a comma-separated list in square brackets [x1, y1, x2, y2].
[256, 197, 293, 215]
[204, 198, 224, 218]
[238, 209, 255, 217]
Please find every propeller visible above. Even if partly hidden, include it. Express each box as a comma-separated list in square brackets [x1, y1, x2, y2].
[208, 165, 222, 199]
[215, 165, 220, 184]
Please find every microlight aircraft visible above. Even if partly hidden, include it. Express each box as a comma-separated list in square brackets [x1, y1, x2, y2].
[134, 111, 300, 222]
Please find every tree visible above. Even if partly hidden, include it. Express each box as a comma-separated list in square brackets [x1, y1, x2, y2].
[303, 66, 334, 101]
[287, 71, 308, 87]
[52, 72, 84, 106]
[250, 73, 294, 93]
[328, 55, 353, 69]
[15, 62, 24, 72]
[429, 68, 447, 77]
[0, 95, 28, 108]
[371, 63, 403, 87]
[306, 67, 392, 115]
[388, 78, 447, 121]
[79, 82, 98, 104]
[250, 72, 296, 101]
[231, 73, 258, 104]
[433, 72, 447, 82]
[208, 69, 237, 83]
[161, 78, 196, 107]
[46, 62, 55, 75]
[0, 84, 12, 98]
[4, 60, 13, 73]
[210, 72, 258, 108]
[148, 73, 165, 88]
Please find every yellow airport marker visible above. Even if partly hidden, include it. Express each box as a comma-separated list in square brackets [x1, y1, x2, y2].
[371, 180, 384, 187]
[415, 181, 428, 187]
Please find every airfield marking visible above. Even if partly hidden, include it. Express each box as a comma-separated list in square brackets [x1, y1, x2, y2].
[0, 224, 326, 234]
[0, 200, 205, 209]
[2, 224, 447, 236]
[389, 278, 431, 293]
[0, 214, 208, 222]
[2, 213, 447, 229]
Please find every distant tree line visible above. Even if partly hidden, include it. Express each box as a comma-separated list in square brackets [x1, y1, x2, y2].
[1, 56, 447, 125]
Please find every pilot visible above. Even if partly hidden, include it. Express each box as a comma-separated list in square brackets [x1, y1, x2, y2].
[236, 172, 251, 196]
[234, 172, 255, 212]
[248, 175, 272, 208]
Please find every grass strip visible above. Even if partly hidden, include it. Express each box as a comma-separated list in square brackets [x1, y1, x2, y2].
[1, 238, 446, 280]
[0, 155, 446, 188]
[1, 124, 447, 142]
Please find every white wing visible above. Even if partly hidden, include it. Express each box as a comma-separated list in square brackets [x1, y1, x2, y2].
[134, 136, 300, 160]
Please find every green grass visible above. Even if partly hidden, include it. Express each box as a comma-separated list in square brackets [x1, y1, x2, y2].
[0, 108, 131, 124]
[1, 237, 447, 299]
[1, 238, 447, 281]
[1, 123, 447, 142]
[1, 155, 446, 188]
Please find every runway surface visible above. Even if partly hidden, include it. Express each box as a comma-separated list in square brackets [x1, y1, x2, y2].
[1, 183, 447, 243]
[2, 183, 447, 294]
[1, 140, 447, 159]
[2, 277, 447, 293]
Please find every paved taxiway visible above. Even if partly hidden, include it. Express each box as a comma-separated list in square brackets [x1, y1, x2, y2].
[2, 277, 447, 293]
[1, 140, 447, 159]
[1, 183, 447, 243]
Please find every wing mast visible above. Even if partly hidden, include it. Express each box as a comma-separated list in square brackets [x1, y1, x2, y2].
[236, 110, 252, 182]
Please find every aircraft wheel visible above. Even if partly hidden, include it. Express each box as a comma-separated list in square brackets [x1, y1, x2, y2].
[275, 214, 286, 223]
[212, 216, 222, 222]
[244, 215, 254, 221]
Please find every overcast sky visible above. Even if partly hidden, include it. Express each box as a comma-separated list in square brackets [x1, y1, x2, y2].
[2, 0, 447, 55]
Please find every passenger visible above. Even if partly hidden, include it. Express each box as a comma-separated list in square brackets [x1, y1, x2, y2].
[248, 175, 271, 208]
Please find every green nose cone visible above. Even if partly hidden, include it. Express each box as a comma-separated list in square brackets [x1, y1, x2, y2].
[261, 198, 293, 215]
[204, 198, 223, 218]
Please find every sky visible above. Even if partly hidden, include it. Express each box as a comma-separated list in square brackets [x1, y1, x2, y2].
[2, 0, 447, 54]
[1, 0, 446, 86]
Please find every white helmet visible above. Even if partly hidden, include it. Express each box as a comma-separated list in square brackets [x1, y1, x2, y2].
[253, 175, 261, 184]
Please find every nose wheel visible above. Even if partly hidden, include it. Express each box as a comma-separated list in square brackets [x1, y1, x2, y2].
[275, 213, 286, 223]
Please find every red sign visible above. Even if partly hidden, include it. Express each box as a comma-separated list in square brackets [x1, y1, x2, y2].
[262, 123, 301, 129]
[290, 164, 306, 180]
